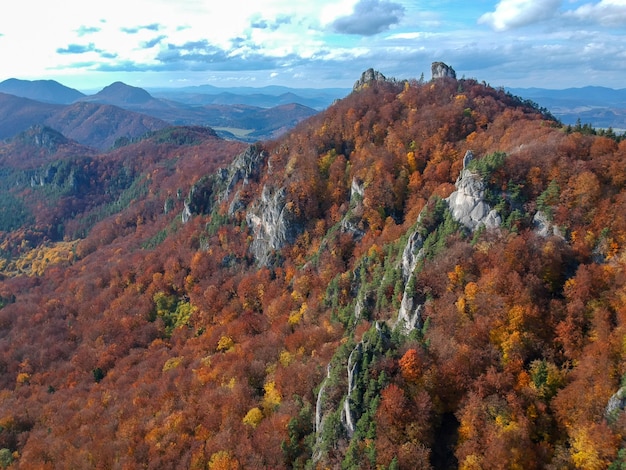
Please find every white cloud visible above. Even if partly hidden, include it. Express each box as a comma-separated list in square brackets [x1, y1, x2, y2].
[479, 0, 562, 31]
[563, 0, 626, 26]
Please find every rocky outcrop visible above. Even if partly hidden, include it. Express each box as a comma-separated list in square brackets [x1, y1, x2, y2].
[606, 386, 626, 421]
[182, 176, 214, 223]
[246, 185, 302, 266]
[353, 68, 389, 91]
[340, 178, 366, 239]
[181, 145, 266, 223]
[341, 343, 362, 437]
[431, 62, 456, 80]
[401, 229, 425, 282]
[16, 125, 69, 152]
[396, 223, 427, 331]
[219, 145, 267, 203]
[446, 151, 501, 231]
[533, 211, 563, 238]
[396, 287, 424, 332]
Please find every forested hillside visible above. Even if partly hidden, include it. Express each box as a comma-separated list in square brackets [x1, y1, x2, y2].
[0, 71, 626, 469]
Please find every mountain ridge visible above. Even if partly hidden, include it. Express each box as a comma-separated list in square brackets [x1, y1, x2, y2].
[0, 78, 85, 104]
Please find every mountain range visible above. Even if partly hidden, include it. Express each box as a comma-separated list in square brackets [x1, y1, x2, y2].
[3, 77, 626, 152]
[0, 79, 324, 147]
[0, 68, 625, 468]
[507, 85, 626, 130]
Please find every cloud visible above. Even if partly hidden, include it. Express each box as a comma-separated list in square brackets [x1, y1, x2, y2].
[76, 25, 101, 36]
[250, 14, 293, 31]
[99, 51, 118, 59]
[56, 43, 98, 54]
[479, 0, 562, 31]
[121, 23, 161, 34]
[563, 0, 626, 26]
[142, 35, 167, 48]
[330, 0, 405, 36]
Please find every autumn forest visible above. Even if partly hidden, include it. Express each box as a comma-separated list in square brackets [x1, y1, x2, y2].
[0, 71, 626, 469]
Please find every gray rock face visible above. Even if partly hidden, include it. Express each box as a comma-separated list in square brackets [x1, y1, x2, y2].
[353, 68, 388, 91]
[340, 178, 366, 239]
[446, 164, 501, 231]
[431, 61, 457, 80]
[606, 386, 626, 420]
[401, 229, 425, 282]
[220, 144, 266, 202]
[341, 343, 362, 437]
[181, 201, 192, 224]
[181, 145, 266, 223]
[246, 185, 302, 266]
[533, 211, 563, 238]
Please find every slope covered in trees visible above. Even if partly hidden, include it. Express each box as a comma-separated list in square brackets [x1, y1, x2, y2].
[0, 72, 626, 469]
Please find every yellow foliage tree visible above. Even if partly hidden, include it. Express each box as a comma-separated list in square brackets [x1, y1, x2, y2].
[216, 335, 234, 352]
[242, 407, 263, 428]
[262, 381, 282, 412]
[208, 450, 240, 470]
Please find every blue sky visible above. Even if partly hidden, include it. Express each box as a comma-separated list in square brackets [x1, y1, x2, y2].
[1, 0, 625, 90]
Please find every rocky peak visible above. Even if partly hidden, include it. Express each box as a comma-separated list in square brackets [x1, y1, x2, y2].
[431, 61, 457, 80]
[353, 68, 388, 91]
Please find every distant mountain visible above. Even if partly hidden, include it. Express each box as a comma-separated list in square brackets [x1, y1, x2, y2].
[80, 81, 160, 107]
[45, 102, 169, 150]
[150, 85, 349, 110]
[509, 86, 626, 130]
[0, 93, 168, 150]
[0, 78, 85, 104]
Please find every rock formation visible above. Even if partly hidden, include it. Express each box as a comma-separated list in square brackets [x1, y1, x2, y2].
[353, 68, 389, 91]
[446, 151, 502, 231]
[431, 61, 457, 80]
[181, 145, 266, 223]
[606, 386, 626, 421]
[246, 185, 302, 266]
[533, 211, 564, 238]
[218, 144, 266, 203]
[340, 178, 366, 239]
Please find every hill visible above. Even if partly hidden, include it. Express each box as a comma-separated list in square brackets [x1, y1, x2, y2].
[0, 93, 169, 150]
[44, 101, 169, 150]
[0, 78, 85, 104]
[79, 81, 155, 106]
[0, 69, 626, 469]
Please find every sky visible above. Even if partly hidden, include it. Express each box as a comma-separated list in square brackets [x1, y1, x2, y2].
[0, 0, 625, 91]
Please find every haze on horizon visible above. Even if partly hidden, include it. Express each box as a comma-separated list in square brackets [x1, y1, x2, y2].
[1, 0, 625, 92]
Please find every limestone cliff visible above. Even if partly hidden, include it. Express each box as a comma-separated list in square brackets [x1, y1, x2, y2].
[246, 185, 302, 266]
[446, 151, 502, 231]
[181, 144, 266, 223]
